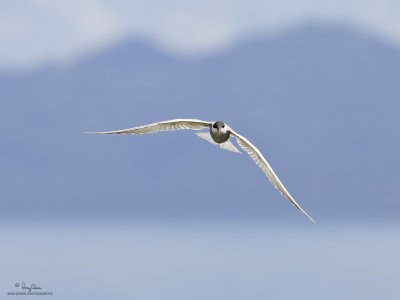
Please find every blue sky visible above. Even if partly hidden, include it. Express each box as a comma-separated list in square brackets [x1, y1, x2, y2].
[2, 0, 400, 70]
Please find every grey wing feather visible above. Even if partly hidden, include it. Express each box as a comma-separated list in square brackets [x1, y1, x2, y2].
[230, 129, 315, 223]
[86, 119, 211, 135]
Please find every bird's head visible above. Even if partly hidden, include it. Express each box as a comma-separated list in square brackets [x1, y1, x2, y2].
[212, 121, 226, 133]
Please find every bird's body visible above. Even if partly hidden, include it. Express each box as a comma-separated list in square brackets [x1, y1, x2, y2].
[210, 121, 230, 143]
[86, 119, 314, 222]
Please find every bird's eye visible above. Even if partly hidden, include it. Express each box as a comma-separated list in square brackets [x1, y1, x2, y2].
[222, 124, 225, 128]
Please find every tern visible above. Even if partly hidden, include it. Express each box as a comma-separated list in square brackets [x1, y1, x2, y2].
[87, 119, 314, 222]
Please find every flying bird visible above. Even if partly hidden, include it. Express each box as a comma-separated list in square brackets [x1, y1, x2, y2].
[86, 119, 314, 222]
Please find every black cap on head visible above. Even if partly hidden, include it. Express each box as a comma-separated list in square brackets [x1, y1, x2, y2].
[213, 121, 225, 129]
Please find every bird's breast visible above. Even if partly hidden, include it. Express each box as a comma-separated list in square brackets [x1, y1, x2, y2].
[210, 131, 230, 144]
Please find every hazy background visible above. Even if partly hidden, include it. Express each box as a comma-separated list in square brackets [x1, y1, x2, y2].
[1, 1, 400, 299]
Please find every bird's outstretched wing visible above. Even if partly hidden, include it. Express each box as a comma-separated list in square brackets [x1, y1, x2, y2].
[229, 129, 315, 223]
[86, 119, 211, 135]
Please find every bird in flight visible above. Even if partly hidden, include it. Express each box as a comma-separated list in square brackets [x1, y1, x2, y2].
[86, 119, 314, 222]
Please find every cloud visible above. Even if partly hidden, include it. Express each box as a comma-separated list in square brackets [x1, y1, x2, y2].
[355, 0, 400, 44]
[149, 8, 237, 55]
[1, 0, 400, 70]
[0, 0, 123, 69]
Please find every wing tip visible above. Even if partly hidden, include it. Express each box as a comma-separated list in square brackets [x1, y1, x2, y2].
[84, 131, 122, 134]
[289, 196, 316, 223]
[308, 216, 316, 224]
[301, 210, 316, 223]
[84, 131, 106, 134]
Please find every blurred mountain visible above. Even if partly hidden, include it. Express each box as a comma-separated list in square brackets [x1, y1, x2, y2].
[1, 24, 399, 222]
